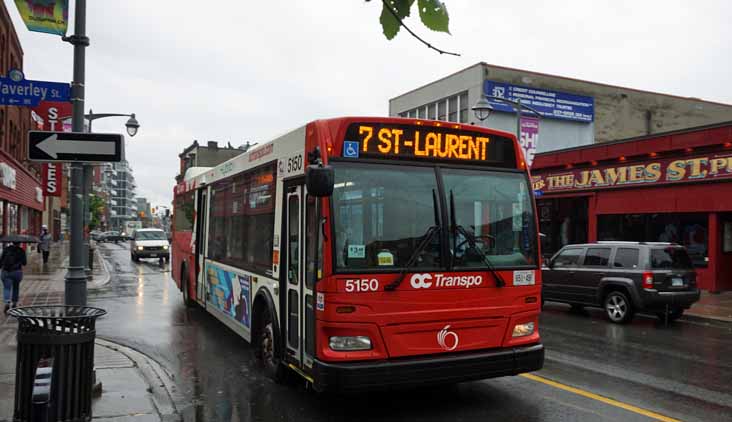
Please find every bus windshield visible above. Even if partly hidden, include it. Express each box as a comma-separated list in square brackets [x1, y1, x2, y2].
[332, 162, 537, 271]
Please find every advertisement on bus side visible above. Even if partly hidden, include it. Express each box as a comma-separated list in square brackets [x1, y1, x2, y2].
[206, 263, 251, 328]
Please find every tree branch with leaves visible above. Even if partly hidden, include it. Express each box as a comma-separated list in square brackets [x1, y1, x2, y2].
[370, 0, 459, 56]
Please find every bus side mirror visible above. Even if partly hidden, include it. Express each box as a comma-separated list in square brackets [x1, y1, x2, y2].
[306, 164, 334, 197]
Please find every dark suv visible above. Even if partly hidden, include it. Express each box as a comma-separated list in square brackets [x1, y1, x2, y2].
[542, 242, 700, 324]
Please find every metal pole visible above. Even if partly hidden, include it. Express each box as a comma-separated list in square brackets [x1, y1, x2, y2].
[65, 0, 89, 306]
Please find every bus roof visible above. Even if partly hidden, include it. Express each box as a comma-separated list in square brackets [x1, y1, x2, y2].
[176, 117, 522, 194]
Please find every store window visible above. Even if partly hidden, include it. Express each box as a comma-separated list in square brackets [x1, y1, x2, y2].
[20, 207, 29, 233]
[598, 213, 708, 267]
[537, 197, 588, 258]
[7, 203, 18, 235]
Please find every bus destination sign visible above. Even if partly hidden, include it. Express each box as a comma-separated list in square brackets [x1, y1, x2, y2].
[342, 122, 516, 166]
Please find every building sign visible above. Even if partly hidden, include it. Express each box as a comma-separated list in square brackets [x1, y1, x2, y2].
[532, 152, 732, 194]
[42, 163, 61, 196]
[36, 187, 43, 203]
[343, 122, 516, 166]
[0, 70, 70, 107]
[520, 116, 539, 167]
[14, 0, 69, 36]
[0, 163, 17, 189]
[484, 80, 594, 122]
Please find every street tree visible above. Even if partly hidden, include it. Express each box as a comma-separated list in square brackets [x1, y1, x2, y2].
[370, 0, 459, 56]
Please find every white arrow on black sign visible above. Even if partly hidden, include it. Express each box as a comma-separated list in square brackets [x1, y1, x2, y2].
[28, 130, 124, 163]
[36, 134, 117, 159]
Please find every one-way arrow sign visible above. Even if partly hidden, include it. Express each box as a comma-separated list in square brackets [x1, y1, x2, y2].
[28, 131, 125, 163]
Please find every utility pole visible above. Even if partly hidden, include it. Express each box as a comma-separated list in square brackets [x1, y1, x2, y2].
[63, 0, 89, 305]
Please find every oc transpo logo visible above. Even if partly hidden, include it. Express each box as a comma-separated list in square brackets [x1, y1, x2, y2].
[437, 325, 459, 351]
[410, 273, 433, 289]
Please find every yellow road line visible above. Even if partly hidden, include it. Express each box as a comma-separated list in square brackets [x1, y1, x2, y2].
[520, 373, 681, 422]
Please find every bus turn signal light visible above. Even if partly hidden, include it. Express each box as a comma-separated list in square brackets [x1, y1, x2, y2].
[525, 296, 537, 304]
[336, 306, 356, 314]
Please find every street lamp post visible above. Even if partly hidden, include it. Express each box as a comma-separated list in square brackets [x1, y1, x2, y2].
[81, 110, 140, 277]
[471, 93, 542, 143]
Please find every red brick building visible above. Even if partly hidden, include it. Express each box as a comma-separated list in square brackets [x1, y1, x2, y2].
[532, 122, 732, 292]
[0, 2, 44, 237]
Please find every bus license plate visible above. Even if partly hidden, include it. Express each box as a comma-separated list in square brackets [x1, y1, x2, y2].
[672, 277, 683, 287]
[150, 254, 157, 258]
[514, 271, 535, 286]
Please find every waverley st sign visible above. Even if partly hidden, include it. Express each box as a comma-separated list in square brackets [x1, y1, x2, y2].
[0, 69, 70, 107]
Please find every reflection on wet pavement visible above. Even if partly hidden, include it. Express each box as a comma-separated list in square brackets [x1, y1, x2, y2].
[88, 243, 732, 422]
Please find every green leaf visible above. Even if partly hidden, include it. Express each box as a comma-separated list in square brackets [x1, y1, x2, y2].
[380, 0, 416, 40]
[417, 0, 450, 34]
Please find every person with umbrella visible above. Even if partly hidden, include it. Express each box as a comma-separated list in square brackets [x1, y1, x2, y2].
[38, 224, 52, 265]
[1, 240, 27, 313]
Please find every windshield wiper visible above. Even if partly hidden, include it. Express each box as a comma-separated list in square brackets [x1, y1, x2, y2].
[384, 225, 440, 291]
[385, 189, 441, 292]
[449, 190, 505, 288]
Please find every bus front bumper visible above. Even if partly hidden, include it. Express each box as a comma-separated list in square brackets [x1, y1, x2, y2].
[312, 343, 544, 392]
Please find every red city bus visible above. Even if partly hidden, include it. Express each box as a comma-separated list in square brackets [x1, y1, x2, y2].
[171, 117, 543, 391]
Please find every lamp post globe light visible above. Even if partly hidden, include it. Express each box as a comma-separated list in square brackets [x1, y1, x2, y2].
[85, 109, 140, 137]
[471, 94, 541, 141]
[471, 95, 494, 121]
[125, 114, 140, 137]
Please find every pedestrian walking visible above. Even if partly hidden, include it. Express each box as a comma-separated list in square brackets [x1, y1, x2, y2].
[1, 241, 27, 314]
[38, 224, 52, 265]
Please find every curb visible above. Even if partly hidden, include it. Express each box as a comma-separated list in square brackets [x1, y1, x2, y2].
[89, 246, 112, 290]
[679, 313, 732, 326]
[95, 338, 179, 420]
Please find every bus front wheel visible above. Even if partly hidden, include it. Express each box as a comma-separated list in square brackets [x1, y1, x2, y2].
[254, 308, 288, 383]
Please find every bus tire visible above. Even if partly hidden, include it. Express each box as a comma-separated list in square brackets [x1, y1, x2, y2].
[181, 266, 196, 308]
[253, 306, 288, 383]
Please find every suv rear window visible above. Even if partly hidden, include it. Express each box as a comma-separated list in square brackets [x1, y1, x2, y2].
[583, 248, 611, 267]
[613, 248, 639, 269]
[651, 247, 693, 269]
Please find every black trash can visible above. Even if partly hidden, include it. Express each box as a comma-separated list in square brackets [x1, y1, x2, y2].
[9, 306, 107, 422]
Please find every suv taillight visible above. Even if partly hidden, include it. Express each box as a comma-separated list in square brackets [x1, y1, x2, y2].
[642, 272, 654, 289]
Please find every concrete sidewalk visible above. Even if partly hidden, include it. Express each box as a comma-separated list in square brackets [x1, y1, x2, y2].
[0, 242, 176, 421]
[685, 290, 732, 323]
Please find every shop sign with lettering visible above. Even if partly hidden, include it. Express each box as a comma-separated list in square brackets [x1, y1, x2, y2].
[532, 152, 732, 194]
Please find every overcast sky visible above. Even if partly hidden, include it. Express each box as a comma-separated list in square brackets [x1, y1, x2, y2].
[7, 0, 732, 206]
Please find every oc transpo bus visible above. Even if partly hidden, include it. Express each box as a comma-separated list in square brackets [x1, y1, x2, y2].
[171, 116, 544, 391]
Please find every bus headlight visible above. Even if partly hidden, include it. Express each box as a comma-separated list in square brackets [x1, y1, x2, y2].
[163, 245, 169, 250]
[329, 336, 372, 351]
[137, 246, 144, 251]
[512, 322, 535, 337]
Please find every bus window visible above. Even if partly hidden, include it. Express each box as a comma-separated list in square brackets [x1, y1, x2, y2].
[332, 162, 441, 271]
[442, 169, 537, 268]
[174, 191, 194, 231]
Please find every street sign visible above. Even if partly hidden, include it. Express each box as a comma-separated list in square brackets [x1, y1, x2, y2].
[0, 69, 70, 107]
[28, 131, 124, 163]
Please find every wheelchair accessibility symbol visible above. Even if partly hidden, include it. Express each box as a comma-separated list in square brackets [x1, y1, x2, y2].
[343, 141, 359, 158]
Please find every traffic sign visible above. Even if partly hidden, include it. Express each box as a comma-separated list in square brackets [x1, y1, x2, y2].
[28, 131, 125, 163]
[0, 69, 70, 107]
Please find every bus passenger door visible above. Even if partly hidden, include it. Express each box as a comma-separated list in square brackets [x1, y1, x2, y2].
[284, 184, 303, 367]
[284, 182, 315, 370]
[195, 188, 208, 306]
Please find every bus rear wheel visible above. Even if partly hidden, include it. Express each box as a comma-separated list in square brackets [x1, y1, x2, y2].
[253, 308, 288, 383]
[181, 268, 196, 308]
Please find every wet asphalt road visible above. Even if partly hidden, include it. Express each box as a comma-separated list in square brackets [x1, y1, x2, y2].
[90, 243, 732, 422]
